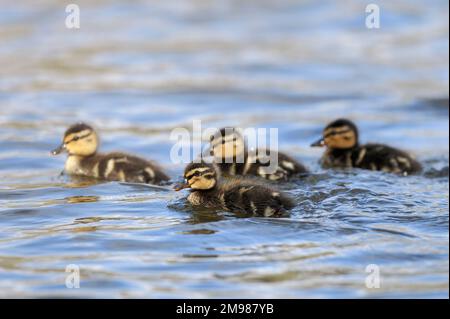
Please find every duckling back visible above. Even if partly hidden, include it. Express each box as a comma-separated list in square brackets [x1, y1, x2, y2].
[208, 127, 307, 181]
[219, 179, 295, 217]
[244, 150, 308, 181]
[217, 151, 307, 181]
[313, 118, 422, 175]
[352, 144, 422, 175]
[73, 152, 169, 184]
[53, 123, 170, 184]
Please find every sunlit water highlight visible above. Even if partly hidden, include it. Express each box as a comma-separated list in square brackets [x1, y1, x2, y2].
[0, 0, 448, 298]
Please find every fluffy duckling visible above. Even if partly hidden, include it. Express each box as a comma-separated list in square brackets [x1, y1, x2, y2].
[175, 162, 295, 217]
[204, 127, 308, 181]
[311, 119, 422, 175]
[51, 123, 170, 184]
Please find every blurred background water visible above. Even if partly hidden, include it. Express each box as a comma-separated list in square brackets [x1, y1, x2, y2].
[0, 0, 448, 298]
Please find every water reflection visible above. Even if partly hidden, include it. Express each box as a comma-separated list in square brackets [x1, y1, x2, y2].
[66, 195, 99, 204]
[64, 177, 102, 189]
[74, 217, 123, 224]
[181, 228, 217, 235]
[186, 209, 227, 224]
[0, 0, 447, 299]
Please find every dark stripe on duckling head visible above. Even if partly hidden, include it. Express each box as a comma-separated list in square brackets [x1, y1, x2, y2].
[324, 119, 359, 140]
[63, 123, 95, 145]
[322, 119, 359, 149]
[210, 127, 243, 146]
[185, 167, 214, 180]
[183, 163, 218, 190]
[202, 173, 216, 179]
[64, 131, 93, 145]
[324, 128, 352, 138]
[184, 163, 217, 178]
[65, 123, 94, 136]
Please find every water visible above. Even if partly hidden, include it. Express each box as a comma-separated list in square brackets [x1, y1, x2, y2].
[0, 0, 448, 298]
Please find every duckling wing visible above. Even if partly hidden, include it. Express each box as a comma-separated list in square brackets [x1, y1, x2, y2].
[277, 151, 309, 174]
[355, 144, 422, 174]
[248, 150, 307, 180]
[223, 184, 295, 217]
[98, 152, 170, 183]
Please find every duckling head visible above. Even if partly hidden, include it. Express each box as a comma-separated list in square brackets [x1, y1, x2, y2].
[51, 123, 99, 157]
[311, 118, 359, 149]
[206, 127, 245, 161]
[175, 162, 219, 191]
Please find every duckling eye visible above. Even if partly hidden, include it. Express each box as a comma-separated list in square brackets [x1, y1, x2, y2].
[324, 131, 337, 138]
[73, 136, 80, 141]
[186, 172, 201, 179]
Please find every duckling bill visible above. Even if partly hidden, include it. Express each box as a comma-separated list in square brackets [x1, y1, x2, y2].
[205, 127, 308, 181]
[311, 118, 422, 175]
[52, 123, 170, 184]
[176, 162, 295, 217]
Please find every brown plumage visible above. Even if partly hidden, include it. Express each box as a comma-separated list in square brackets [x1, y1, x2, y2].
[206, 127, 308, 181]
[311, 119, 422, 175]
[51, 123, 169, 184]
[175, 162, 295, 217]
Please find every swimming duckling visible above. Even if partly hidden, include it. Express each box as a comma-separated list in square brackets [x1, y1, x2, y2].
[175, 162, 295, 217]
[204, 127, 308, 181]
[311, 118, 422, 175]
[51, 123, 170, 184]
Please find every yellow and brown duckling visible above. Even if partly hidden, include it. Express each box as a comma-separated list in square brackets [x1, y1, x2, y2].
[51, 123, 170, 184]
[205, 127, 308, 181]
[175, 162, 295, 217]
[311, 118, 422, 175]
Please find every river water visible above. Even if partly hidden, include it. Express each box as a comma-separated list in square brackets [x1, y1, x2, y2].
[0, 0, 448, 298]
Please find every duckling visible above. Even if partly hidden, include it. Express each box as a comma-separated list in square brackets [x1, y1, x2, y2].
[51, 123, 170, 184]
[175, 162, 295, 217]
[204, 127, 308, 181]
[311, 118, 422, 175]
